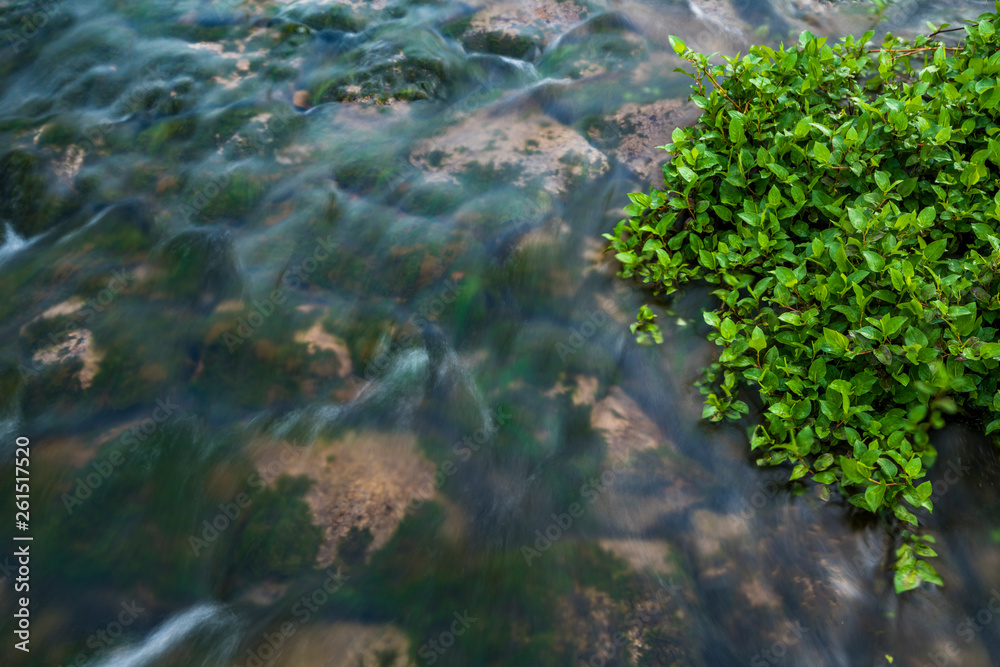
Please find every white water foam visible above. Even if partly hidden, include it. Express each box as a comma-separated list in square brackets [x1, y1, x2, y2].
[90, 602, 235, 667]
[0, 223, 32, 268]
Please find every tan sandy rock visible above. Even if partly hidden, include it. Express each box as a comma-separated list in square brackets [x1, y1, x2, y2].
[251, 431, 439, 567]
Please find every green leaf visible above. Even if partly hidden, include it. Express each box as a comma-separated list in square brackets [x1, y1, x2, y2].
[729, 118, 745, 144]
[824, 328, 850, 352]
[895, 566, 920, 593]
[917, 206, 935, 228]
[811, 237, 824, 258]
[923, 239, 948, 262]
[865, 483, 886, 512]
[813, 141, 831, 164]
[814, 453, 834, 470]
[812, 471, 837, 484]
[883, 315, 907, 337]
[862, 251, 885, 272]
[874, 170, 891, 192]
[720, 318, 738, 340]
[841, 457, 867, 484]
[893, 504, 918, 525]
[904, 327, 928, 348]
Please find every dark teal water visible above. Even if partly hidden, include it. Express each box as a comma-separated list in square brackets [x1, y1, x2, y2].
[1, 0, 999, 665]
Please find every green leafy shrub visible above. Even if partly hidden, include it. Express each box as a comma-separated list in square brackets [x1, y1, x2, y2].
[606, 9, 1000, 591]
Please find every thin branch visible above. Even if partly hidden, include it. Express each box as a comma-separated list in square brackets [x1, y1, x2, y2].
[703, 67, 746, 114]
[927, 26, 967, 39]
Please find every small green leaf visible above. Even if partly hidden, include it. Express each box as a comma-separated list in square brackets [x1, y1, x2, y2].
[865, 483, 886, 512]
[813, 142, 831, 164]
[721, 318, 738, 340]
[862, 251, 885, 272]
[729, 118, 745, 144]
[824, 328, 850, 352]
[874, 170, 891, 192]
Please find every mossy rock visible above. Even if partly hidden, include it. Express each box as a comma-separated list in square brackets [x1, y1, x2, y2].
[461, 29, 541, 59]
[537, 30, 648, 79]
[193, 169, 272, 222]
[0, 3, 75, 78]
[393, 180, 466, 216]
[312, 30, 459, 104]
[57, 63, 128, 109]
[156, 228, 243, 306]
[316, 56, 450, 104]
[334, 152, 414, 194]
[439, 15, 473, 40]
[83, 198, 157, 256]
[36, 121, 78, 149]
[0, 148, 80, 237]
[233, 475, 324, 580]
[136, 116, 198, 155]
[295, 5, 364, 32]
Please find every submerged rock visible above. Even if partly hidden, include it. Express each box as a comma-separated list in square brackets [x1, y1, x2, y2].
[251, 430, 439, 568]
[263, 621, 412, 667]
[441, 0, 590, 59]
[411, 102, 609, 195]
[0, 148, 80, 238]
[587, 98, 702, 183]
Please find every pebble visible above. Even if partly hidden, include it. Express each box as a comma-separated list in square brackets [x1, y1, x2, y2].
[293, 89, 311, 110]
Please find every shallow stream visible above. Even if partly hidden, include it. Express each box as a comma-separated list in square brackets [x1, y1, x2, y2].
[1, 0, 999, 665]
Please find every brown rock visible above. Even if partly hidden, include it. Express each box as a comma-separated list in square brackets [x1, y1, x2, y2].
[293, 89, 311, 109]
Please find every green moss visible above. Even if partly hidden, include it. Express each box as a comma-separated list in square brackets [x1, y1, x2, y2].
[0, 148, 80, 236]
[394, 181, 465, 216]
[297, 6, 363, 32]
[136, 116, 197, 155]
[37, 121, 78, 148]
[337, 525, 374, 566]
[461, 30, 539, 59]
[439, 16, 472, 39]
[233, 475, 323, 579]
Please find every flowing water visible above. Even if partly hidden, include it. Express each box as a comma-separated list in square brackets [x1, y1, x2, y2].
[1, 0, 999, 665]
